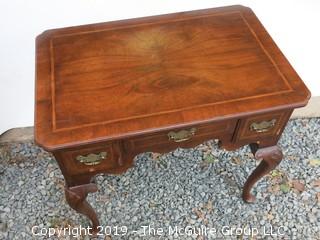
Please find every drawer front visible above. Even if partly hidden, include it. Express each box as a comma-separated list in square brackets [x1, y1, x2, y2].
[236, 111, 291, 141]
[58, 142, 122, 175]
[125, 119, 237, 153]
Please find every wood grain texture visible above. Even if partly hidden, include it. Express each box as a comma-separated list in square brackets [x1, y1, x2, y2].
[35, 5, 310, 150]
[35, 6, 311, 230]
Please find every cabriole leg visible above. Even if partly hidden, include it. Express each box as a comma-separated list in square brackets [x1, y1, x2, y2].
[242, 144, 283, 203]
[65, 183, 99, 233]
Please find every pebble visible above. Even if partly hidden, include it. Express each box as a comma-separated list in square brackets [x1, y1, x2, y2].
[0, 118, 320, 239]
[0, 222, 7, 232]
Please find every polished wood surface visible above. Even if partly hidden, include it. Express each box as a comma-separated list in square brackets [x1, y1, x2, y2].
[35, 5, 310, 233]
[35, 5, 310, 150]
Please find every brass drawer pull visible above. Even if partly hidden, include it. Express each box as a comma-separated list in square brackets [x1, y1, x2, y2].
[76, 152, 107, 165]
[250, 119, 276, 133]
[168, 128, 196, 142]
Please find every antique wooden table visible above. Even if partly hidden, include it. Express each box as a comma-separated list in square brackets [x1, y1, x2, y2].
[35, 5, 310, 231]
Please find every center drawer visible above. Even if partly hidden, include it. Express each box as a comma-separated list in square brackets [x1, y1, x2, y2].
[125, 119, 237, 153]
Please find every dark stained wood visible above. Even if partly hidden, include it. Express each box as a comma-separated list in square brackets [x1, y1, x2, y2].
[34, 5, 310, 232]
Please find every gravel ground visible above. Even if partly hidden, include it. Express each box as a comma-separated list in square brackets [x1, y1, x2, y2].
[0, 118, 319, 240]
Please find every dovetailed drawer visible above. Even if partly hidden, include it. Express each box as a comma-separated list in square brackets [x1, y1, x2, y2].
[235, 111, 292, 141]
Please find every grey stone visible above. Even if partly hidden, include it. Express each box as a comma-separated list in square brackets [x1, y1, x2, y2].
[0, 119, 320, 239]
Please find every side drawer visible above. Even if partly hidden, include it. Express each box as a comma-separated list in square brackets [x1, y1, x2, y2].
[57, 142, 122, 175]
[235, 111, 292, 141]
[125, 119, 237, 153]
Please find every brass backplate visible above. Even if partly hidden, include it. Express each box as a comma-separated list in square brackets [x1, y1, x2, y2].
[167, 127, 197, 142]
[250, 119, 276, 133]
[76, 152, 107, 165]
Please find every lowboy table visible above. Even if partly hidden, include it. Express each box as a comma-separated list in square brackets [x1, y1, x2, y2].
[35, 5, 310, 232]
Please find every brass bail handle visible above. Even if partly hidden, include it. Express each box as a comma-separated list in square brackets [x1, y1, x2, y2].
[167, 128, 197, 142]
[250, 119, 277, 133]
[76, 152, 107, 165]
